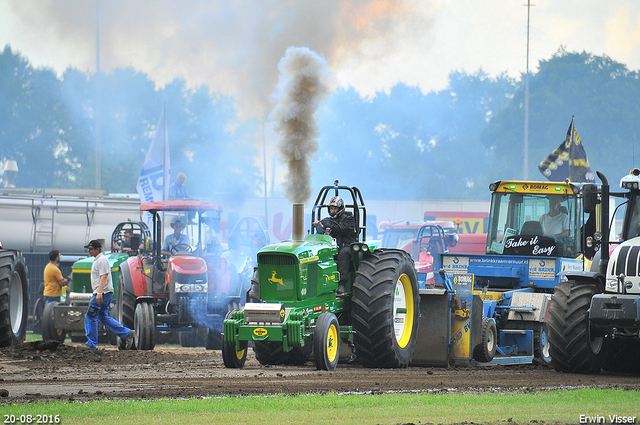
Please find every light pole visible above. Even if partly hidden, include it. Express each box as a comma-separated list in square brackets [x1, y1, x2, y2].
[523, 1, 534, 180]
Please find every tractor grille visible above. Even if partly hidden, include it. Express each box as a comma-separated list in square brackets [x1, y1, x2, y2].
[614, 246, 640, 277]
[258, 254, 297, 266]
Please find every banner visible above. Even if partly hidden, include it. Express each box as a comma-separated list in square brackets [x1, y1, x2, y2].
[538, 116, 595, 183]
[136, 107, 170, 225]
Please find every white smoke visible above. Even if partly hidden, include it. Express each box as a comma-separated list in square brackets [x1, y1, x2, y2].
[269, 47, 332, 204]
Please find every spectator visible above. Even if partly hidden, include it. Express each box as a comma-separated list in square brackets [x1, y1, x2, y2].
[43, 250, 68, 303]
[169, 173, 195, 200]
[81, 240, 134, 350]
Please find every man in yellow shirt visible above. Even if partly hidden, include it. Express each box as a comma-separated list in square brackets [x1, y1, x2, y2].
[43, 250, 68, 303]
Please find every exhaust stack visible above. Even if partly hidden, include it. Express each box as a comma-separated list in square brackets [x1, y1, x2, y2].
[292, 203, 304, 242]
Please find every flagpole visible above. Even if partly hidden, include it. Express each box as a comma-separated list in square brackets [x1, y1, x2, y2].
[95, 0, 101, 189]
[569, 116, 575, 182]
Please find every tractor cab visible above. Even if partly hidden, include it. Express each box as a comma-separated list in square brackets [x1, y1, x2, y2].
[485, 181, 583, 258]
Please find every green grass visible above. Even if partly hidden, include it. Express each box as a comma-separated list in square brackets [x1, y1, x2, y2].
[1, 389, 638, 425]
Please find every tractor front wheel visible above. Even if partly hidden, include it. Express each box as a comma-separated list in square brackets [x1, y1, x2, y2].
[221, 311, 247, 368]
[548, 279, 601, 374]
[473, 317, 497, 363]
[41, 302, 66, 343]
[313, 312, 340, 371]
[352, 249, 419, 368]
[134, 302, 156, 350]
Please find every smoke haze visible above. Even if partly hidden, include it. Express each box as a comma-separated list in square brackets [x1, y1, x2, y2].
[3, 0, 422, 120]
[270, 47, 331, 204]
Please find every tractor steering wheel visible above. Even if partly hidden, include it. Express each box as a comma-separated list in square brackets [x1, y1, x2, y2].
[171, 243, 193, 254]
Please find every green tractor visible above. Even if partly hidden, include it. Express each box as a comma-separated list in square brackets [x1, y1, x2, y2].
[222, 182, 420, 370]
[42, 221, 150, 345]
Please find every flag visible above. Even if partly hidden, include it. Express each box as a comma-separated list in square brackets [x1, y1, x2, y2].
[136, 107, 170, 225]
[538, 116, 595, 183]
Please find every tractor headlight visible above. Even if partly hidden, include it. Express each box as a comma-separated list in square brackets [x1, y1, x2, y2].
[361, 244, 369, 252]
[175, 283, 207, 293]
[605, 278, 618, 292]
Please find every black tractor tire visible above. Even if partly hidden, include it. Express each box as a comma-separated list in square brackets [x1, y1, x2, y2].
[0, 251, 29, 347]
[599, 338, 640, 374]
[535, 322, 552, 364]
[313, 312, 340, 371]
[105, 302, 119, 346]
[473, 317, 497, 363]
[117, 269, 136, 349]
[548, 279, 602, 374]
[180, 327, 207, 347]
[221, 310, 248, 368]
[32, 293, 45, 335]
[351, 249, 419, 368]
[41, 301, 66, 343]
[206, 301, 240, 350]
[134, 302, 156, 350]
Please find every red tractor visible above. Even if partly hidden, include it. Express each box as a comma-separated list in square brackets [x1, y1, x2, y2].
[116, 200, 254, 350]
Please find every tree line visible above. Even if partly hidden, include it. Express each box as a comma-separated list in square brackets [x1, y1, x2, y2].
[1, 45, 638, 202]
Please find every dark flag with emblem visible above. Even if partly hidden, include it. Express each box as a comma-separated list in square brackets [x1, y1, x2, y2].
[538, 116, 595, 182]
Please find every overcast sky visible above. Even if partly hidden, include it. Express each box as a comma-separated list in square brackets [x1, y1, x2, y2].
[1, 0, 639, 120]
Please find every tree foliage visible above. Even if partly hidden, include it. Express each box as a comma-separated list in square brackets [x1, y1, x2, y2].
[1, 45, 639, 202]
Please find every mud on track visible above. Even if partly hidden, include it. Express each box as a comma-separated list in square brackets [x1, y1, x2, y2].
[1, 341, 639, 405]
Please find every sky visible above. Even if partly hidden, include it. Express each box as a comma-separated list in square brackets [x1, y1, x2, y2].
[2, 0, 640, 122]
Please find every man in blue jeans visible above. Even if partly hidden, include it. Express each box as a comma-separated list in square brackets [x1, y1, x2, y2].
[81, 239, 134, 350]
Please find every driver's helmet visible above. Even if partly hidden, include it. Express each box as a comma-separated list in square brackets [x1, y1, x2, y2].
[327, 196, 344, 218]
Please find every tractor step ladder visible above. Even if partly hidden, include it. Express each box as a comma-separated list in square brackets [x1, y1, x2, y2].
[31, 201, 54, 252]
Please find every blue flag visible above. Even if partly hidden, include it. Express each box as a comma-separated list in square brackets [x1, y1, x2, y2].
[538, 116, 595, 183]
[136, 107, 170, 224]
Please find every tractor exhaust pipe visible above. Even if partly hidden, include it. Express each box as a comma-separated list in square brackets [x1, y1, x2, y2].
[292, 203, 304, 242]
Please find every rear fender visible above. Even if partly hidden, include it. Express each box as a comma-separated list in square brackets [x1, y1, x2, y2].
[122, 256, 146, 297]
[557, 270, 605, 293]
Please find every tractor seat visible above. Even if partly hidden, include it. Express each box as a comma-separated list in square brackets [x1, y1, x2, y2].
[520, 221, 543, 236]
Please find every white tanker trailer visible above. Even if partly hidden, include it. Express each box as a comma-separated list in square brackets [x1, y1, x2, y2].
[0, 188, 143, 254]
[0, 188, 145, 333]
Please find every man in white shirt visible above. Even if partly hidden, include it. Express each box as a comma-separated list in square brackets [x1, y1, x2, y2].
[539, 197, 570, 238]
[81, 240, 134, 350]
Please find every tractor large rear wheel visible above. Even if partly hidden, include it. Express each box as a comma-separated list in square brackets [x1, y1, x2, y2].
[0, 251, 29, 347]
[41, 301, 66, 343]
[351, 249, 419, 368]
[117, 270, 136, 349]
[134, 302, 156, 350]
[548, 279, 602, 374]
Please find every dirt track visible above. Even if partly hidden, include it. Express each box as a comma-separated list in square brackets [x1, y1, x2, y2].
[1, 340, 639, 405]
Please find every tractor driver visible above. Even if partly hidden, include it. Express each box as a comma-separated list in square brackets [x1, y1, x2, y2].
[161, 216, 191, 256]
[313, 196, 357, 294]
[540, 196, 570, 239]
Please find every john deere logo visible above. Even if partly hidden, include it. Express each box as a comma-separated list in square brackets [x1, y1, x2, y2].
[280, 308, 285, 319]
[268, 271, 286, 287]
[254, 328, 268, 337]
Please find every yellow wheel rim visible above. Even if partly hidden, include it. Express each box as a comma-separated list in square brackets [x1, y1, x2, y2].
[394, 273, 414, 349]
[236, 348, 246, 360]
[326, 323, 338, 363]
